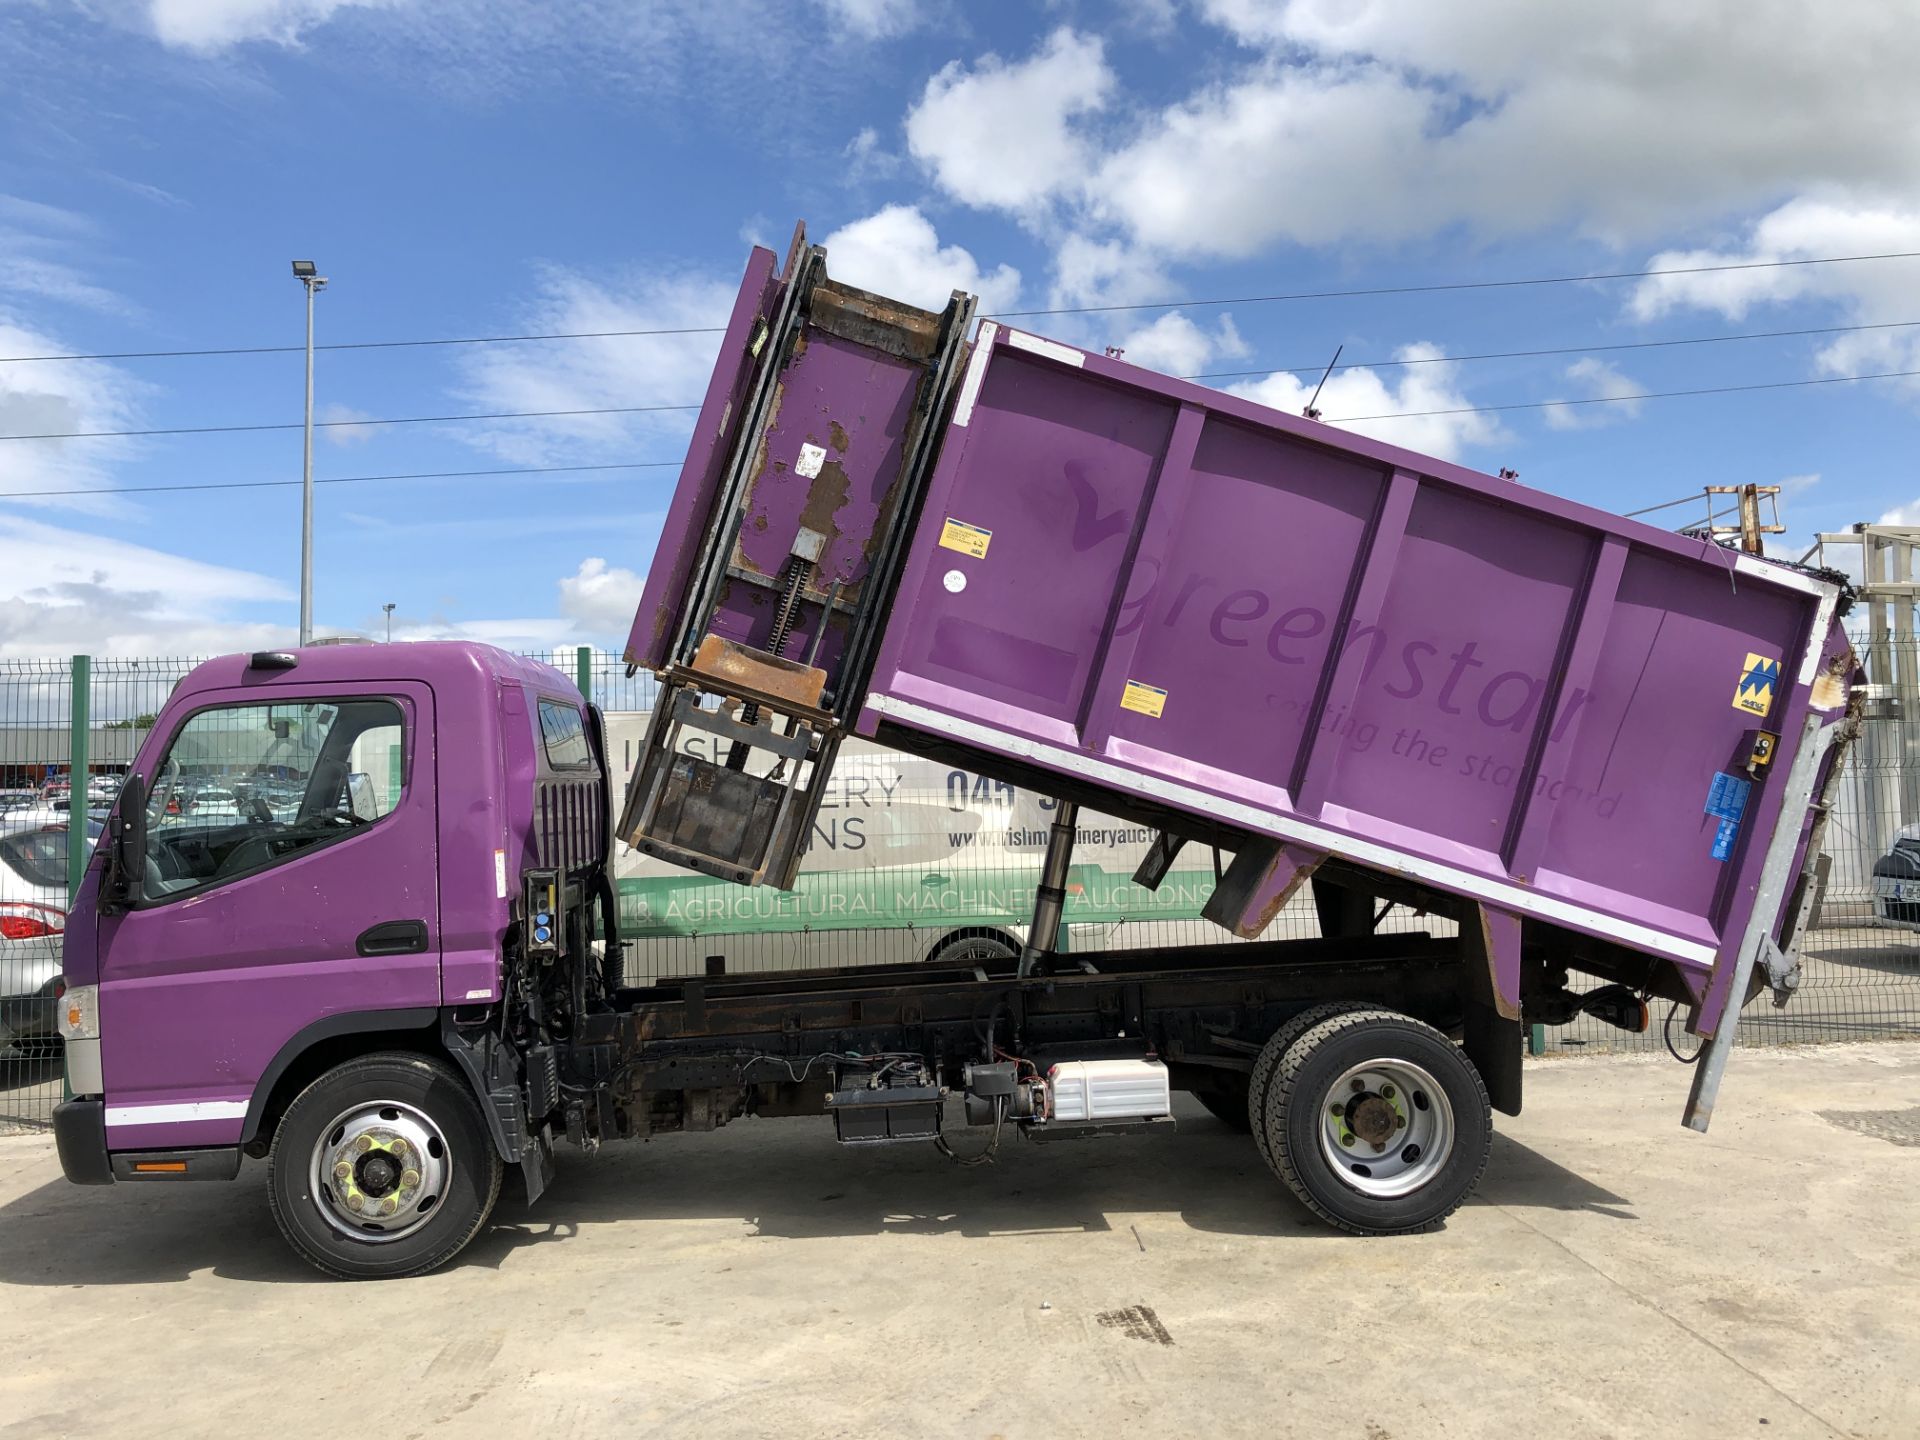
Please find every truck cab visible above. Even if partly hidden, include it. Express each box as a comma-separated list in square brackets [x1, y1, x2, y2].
[56, 643, 610, 1275]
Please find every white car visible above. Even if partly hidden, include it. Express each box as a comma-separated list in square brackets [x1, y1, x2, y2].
[0, 808, 94, 1055]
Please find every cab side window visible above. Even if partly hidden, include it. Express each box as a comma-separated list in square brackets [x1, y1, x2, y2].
[141, 698, 406, 901]
[538, 699, 592, 770]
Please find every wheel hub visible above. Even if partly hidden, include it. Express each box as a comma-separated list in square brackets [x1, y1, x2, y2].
[1319, 1059, 1454, 1199]
[311, 1102, 450, 1243]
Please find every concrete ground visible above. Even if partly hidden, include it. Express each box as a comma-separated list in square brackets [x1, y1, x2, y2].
[2, 1045, 1917, 1440]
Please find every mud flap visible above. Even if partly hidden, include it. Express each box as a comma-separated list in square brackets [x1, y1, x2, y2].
[1461, 903, 1524, 1116]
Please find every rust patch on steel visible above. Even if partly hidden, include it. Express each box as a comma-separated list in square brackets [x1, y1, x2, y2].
[828, 419, 850, 452]
[689, 633, 826, 709]
[798, 459, 853, 543]
[809, 281, 941, 361]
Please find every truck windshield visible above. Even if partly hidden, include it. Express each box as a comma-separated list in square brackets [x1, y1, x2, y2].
[140, 698, 405, 900]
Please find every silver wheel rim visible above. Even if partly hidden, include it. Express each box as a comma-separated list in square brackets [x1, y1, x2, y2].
[309, 1100, 451, 1243]
[1317, 1058, 1454, 1199]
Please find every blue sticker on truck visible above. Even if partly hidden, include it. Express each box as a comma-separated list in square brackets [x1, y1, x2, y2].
[1704, 771, 1751, 824]
[1711, 817, 1740, 861]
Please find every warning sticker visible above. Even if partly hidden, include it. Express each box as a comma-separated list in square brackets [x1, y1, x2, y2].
[1704, 771, 1751, 824]
[1711, 817, 1740, 862]
[795, 442, 826, 479]
[1733, 652, 1780, 717]
[938, 518, 993, 559]
[1121, 679, 1168, 719]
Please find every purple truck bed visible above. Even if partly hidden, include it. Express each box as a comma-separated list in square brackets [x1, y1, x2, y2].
[625, 227, 1856, 1059]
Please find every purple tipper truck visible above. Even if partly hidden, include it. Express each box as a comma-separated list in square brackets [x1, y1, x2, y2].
[55, 225, 1859, 1278]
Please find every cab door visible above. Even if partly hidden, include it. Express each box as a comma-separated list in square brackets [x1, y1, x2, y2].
[96, 682, 439, 1152]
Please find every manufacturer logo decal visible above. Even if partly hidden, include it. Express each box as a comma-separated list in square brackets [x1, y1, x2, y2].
[1733, 653, 1780, 717]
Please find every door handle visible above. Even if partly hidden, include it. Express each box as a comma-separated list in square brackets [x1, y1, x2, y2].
[356, 920, 430, 957]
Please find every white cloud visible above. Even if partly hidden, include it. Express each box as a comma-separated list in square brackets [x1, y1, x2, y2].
[818, 206, 1021, 314]
[0, 195, 133, 318]
[814, 0, 919, 40]
[0, 318, 150, 511]
[455, 266, 734, 467]
[903, 5, 1920, 267]
[1542, 358, 1645, 431]
[558, 557, 648, 639]
[0, 512, 292, 656]
[1108, 311, 1247, 377]
[317, 401, 376, 447]
[1627, 197, 1920, 402]
[145, 0, 398, 51]
[1226, 343, 1506, 462]
[843, 127, 902, 184]
[388, 615, 586, 649]
[1046, 233, 1170, 312]
[905, 28, 1112, 216]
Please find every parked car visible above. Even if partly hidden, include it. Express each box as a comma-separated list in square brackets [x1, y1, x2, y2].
[0, 809, 98, 1055]
[1871, 826, 1920, 930]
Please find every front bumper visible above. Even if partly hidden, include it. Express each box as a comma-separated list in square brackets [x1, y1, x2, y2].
[53, 1099, 113, 1186]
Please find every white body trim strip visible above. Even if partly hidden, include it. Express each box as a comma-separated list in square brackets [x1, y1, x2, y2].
[1799, 586, 1840, 687]
[1005, 329, 1085, 367]
[951, 321, 998, 428]
[105, 1100, 249, 1129]
[1733, 553, 1830, 598]
[866, 693, 1719, 967]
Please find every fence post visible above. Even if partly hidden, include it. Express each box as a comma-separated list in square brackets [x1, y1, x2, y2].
[576, 645, 593, 706]
[66, 655, 90, 899]
[63, 655, 89, 1107]
[1528, 1022, 1544, 1057]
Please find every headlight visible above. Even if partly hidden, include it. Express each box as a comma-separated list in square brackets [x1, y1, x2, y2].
[57, 982, 99, 1041]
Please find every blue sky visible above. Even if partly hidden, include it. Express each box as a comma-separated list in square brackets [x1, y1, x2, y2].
[1, 0, 1917, 656]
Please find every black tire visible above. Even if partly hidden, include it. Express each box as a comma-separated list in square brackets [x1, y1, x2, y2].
[1263, 1009, 1490, 1236]
[267, 1052, 504, 1280]
[925, 927, 1019, 967]
[1192, 1084, 1253, 1132]
[1248, 1002, 1371, 1171]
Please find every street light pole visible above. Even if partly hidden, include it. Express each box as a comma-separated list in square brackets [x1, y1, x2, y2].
[292, 260, 328, 646]
[383, 602, 396, 643]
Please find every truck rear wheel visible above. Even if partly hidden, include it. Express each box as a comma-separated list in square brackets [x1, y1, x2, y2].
[1262, 1009, 1490, 1235]
[1248, 1002, 1368, 1169]
[267, 1052, 503, 1280]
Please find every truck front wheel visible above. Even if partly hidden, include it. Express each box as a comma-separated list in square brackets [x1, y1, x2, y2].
[267, 1052, 504, 1280]
[1262, 1010, 1490, 1235]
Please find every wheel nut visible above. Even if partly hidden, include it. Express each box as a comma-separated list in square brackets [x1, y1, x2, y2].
[1380, 1084, 1395, 1100]
[1329, 1103, 1344, 1118]
[1350, 1078, 1365, 1093]
[1395, 1115, 1407, 1129]
[1340, 1132, 1355, 1147]
[1372, 1142, 1386, 1153]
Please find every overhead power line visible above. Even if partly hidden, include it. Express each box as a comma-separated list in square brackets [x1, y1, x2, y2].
[1179, 318, 1920, 382]
[5, 246, 1918, 365]
[1332, 365, 1920, 423]
[0, 326, 728, 365]
[4, 364, 1914, 505]
[0, 403, 701, 443]
[996, 248, 1920, 320]
[0, 460, 685, 501]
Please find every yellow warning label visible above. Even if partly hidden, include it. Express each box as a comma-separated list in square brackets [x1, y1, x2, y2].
[938, 517, 992, 559]
[1733, 652, 1780, 717]
[1121, 679, 1168, 719]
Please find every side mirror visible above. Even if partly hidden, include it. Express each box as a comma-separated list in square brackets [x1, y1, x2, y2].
[345, 772, 379, 823]
[101, 773, 147, 912]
